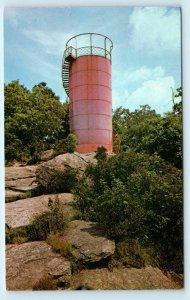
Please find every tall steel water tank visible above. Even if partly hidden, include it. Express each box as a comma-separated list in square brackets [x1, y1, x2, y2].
[62, 33, 113, 153]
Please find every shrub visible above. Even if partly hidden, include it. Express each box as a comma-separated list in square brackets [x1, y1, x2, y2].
[42, 168, 78, 193]
[5, 225, 28, 244]
[95, 146, 108, 161]
[65, 133, 77, 153]
[112, 240, 155, 269]
[74, 151, 183, 272]
[47, 233, 73, 258]
[27, 197, 65, 240]
[53, 133, 77, 156]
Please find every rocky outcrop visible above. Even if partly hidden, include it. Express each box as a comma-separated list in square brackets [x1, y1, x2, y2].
[5, 193, 74, 228]
[6, 241, 71, 290]
[70, 266, 183, 290]
[5, 177, 36, 188]
[5, 190, 25, 203]
[5, 165, 38, 201]
[64, 220, 115, 263]
[5, 166, 37, 181]
[35, 152, 96, 190]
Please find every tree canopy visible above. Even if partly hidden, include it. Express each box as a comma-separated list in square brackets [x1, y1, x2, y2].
[112, 103, 182, 169]
[5, 80, 69, 161]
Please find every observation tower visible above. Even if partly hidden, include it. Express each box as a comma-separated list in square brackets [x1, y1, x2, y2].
[62, 33, 113, 153]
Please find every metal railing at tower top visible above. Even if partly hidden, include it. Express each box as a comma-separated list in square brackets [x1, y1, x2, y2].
[64, 33, 113, 61]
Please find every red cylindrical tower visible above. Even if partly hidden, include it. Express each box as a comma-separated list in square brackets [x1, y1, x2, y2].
[62, 33, 113, 153]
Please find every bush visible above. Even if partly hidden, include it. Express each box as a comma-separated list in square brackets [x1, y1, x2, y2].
[74, 151, 183, 272]
[109, 240, 154, 269]
[47, 233, 73, 258]
[95, 146, 108, 161]
[5, 225, 28, 244]
[53, 133, 77, 156]
[65, 133, 77, 153]
[42, 168, 78, 193]
[27, 197, 65, 240]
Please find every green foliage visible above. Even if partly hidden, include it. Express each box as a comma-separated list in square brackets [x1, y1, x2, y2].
[27, 197, 65, 240]
[5, 80, 69, 162]
[33, 276, 57, 290]
[53, 133, 77, 156]
[65, 133, 77, 153]
[112, 104, 182, 168]
[95, 146, 108, 161]
[74, 151, 183, 272]
[5, 224, 28, 244]
[173, 87, 182, 114]
[41, 168, 78, 193]
[109, 240, 154, 269]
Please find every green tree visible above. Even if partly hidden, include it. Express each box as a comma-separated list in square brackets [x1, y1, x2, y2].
[173, 87, 182, 114]
[5, 80, 69, 162]
[112, 105, 182, 168]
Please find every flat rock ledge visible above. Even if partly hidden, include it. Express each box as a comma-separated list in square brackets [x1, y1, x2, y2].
[5, 165, 37, 181]
[5, 190, 25, 203]
[5, 165, 38, 201]
[69, 266, 183, 290]
[6, 193, 74, 228]
[6, 241, 71, 290]
[64, 220, 115, 264]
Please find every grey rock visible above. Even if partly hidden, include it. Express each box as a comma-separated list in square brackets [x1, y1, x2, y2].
[36, 152, 96, 189]
[6, 241, 71, 290]
[64, 220, 115, 263]
[47, 257, 71, 283]
[6, 193, 74, 228]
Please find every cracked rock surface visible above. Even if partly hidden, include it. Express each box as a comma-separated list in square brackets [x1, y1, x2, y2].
[6, 193, 74, 228]
[6, 241, 71, 290]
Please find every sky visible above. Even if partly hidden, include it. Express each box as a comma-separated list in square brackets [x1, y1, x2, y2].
[4, 6, 181, 114]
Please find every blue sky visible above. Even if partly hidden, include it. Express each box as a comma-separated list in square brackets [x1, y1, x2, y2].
[4, 6, 181, 114]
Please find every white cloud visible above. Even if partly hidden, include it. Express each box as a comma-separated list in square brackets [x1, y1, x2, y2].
[22, 29, 73, 55]
[113, 63, 177, 114]
[129, 7, 181, 54]
[124, 66, 165, 84]
[125, 76, 175, 114]
[112, 88, 129, 109]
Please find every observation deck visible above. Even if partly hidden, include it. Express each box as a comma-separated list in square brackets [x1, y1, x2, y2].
[62, 33, 113, 97]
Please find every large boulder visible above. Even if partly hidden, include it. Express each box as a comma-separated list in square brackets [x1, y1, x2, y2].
[64, 220, 115, 264]
[35, 152, 96, 190]
[6, 193, 74, 228]
[70, 266, 183, 290]
[6, 241, 71, 290]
